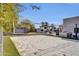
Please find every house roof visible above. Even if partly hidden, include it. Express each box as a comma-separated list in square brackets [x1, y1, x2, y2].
[64, 16, 79, 21]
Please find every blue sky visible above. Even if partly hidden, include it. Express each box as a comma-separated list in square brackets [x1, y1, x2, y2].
[19, 3, 79, 25]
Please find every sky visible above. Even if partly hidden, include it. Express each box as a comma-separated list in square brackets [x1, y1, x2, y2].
[19, 3, 79, 25]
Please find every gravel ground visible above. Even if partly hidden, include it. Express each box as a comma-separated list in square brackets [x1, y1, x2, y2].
[11, 35, 79, 56]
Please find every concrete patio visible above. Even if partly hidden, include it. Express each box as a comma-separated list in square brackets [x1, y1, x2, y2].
[11, 34, 79, 56]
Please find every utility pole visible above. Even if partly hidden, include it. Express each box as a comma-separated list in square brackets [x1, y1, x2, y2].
[75, 24, 78, 39]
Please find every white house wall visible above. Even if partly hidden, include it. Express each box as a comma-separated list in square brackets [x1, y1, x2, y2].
[63, 17, 79, 33]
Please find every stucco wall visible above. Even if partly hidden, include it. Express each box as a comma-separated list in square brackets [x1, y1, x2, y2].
[63, 17, 79, 33]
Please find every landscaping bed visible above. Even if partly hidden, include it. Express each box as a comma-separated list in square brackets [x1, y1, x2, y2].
[3, 36, 20, 56]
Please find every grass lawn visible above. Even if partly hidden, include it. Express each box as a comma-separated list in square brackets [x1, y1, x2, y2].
[3, 36, 20, 56]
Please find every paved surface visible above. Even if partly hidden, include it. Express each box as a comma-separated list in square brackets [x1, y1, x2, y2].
[11, 35, 79, 56]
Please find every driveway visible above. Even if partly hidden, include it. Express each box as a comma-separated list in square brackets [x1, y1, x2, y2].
[11, 35, 79, 56]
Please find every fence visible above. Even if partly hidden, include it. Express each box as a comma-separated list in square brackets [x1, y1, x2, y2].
[0, 29, 3, 56]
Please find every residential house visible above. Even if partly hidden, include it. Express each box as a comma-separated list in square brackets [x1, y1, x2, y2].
[36, 22, 55, 33]
[60, 16, 79, 39]
[15, 19, 33, 33]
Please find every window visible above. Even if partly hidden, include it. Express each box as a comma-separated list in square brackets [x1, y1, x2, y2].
[44, 27, 47, 29]
[41, 29, 43, 31]
[74, 28, 79, 33]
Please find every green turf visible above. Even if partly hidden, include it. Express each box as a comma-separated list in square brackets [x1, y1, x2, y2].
[3, 36, 20, 56]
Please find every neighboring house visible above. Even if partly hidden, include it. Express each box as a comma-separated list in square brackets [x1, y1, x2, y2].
[60, 16, 79, 39]
[15, 27, 29, 33]
[36, 22, 55, 33]
[40, 25, 49, 33]
[14, 19, 33, 34]
[59, 25, 63, 32]
[63, 16, 79, 33]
